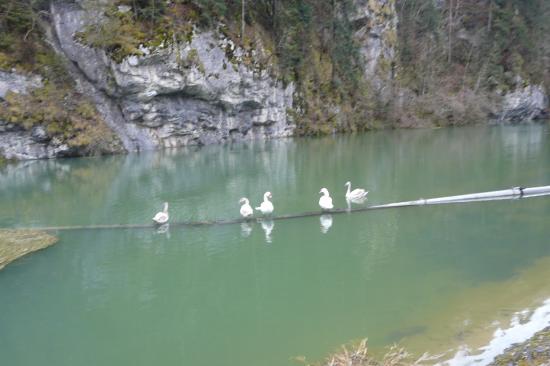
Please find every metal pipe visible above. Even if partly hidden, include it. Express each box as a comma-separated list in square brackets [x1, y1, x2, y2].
[371, 186, 550, 209]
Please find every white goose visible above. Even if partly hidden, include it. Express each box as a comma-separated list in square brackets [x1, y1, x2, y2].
[319, 188, 334, 210]
[345, 181, 369, 201]
[255, 192, 274, 216]
[239, 197, 254, 218]
[152, 202, 169, 224]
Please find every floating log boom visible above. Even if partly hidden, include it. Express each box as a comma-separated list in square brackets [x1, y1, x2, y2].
[5, 185, 550, 232]
[369, 186, 550, 208]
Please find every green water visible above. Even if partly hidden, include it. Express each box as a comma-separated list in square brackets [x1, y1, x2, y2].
[1, 125, 550, 365]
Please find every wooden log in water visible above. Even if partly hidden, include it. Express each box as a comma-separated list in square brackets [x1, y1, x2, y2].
[4, 185, 550, 233]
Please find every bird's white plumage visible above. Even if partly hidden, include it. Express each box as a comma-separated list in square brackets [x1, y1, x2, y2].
[319, 188, 334, 210]
[153, 202, 169, 224]
[345, 181, 369, 201]
[255, 192, 274, 215]
[239, 197, 254, 218]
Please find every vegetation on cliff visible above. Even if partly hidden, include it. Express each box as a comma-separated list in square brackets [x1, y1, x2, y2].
[74, 0, 373, 133]
[0, 0, 122, 156]
[394, 0, 550, 126]
[1, 0, 549, 141]
[74, 0, 550, 131]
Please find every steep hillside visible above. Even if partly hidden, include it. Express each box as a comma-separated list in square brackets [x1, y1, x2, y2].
[0, 0, 548, 161]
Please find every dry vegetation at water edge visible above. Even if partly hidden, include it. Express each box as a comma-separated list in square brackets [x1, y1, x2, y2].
[295, 338, 437, 366]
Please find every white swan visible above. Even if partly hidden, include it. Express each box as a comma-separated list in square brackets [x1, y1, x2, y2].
[319, 188, 334, 210]
[152, 202, 169, 224]
[239, 197, 254, 218]
[345, 181, 368, 201]
[255, 192, 274, 215]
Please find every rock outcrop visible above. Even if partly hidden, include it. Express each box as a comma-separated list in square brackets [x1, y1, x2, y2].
[351, 0, 398, 95]
[498, 85, 548, 124]
[50, 2, 294, 151]
[0, 121, 76, 160]
[0, 71, 42, 99]
[0, 71, 72, 160]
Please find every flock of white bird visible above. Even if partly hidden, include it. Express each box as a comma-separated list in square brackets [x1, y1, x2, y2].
[152, 181, 368, 225]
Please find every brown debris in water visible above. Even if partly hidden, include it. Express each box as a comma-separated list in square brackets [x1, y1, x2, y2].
[0, 229, 58, 271]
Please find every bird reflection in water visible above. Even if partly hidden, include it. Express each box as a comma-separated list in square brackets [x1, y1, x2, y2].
[260, 219, 275, 243]
[156, 223, 170, 239]
[320, 214, 333, 234]
[240, 222, 253, 238]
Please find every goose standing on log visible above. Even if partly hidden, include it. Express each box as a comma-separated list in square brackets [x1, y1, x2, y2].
[255, 192, 274, 216]
[319, 188, 334, 211]
[239, 197, 254, 218]
[153, 202, 169, 225]
[345, 181, 368, 202]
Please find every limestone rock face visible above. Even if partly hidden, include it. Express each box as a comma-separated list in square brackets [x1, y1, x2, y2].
[0, 71, 42, 100]
[351, 0, 398, 93]
[498, 85, 548, 123]
[50, 2, 295, 151]
[0, 71, 61, 160]
[0, 121, 74, 160]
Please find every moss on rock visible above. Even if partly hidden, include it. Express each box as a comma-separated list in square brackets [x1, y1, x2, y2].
[0, 82, 123, 156]
[0, 230, 58, 271]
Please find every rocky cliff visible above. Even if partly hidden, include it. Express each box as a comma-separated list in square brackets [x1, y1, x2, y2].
[352, 0, 397, 95]
[0, 0, 548, 161]
[52, 2, 294, 151]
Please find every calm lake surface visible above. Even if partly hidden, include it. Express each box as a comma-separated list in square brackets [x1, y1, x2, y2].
[1, 125, 550, 365]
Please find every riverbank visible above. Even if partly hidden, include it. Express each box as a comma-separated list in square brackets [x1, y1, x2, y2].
[307, 326, 550, 366]
[489, 326, 550, 366]
[0, 230, 58, 271]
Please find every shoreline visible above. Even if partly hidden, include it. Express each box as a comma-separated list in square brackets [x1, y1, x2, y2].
[489, 326, 550, 365]
[1, 121, 548, 166]
[0, 230, 58, 271]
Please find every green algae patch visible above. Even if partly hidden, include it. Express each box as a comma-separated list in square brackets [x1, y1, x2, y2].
[0, 230, 58, 271]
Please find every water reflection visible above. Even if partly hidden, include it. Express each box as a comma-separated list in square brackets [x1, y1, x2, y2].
[260, 219, 274, 243]
[156, 223, 170, 238]
[320, 214, 333, 234]
[240, 222, 252, 238]
[1, 126, 550, 366]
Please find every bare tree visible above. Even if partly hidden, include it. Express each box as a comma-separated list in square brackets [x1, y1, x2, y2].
[241, 0, 245, 40]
